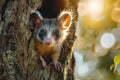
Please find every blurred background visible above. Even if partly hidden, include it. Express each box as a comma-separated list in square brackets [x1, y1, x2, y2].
[74, 0, 120, 80]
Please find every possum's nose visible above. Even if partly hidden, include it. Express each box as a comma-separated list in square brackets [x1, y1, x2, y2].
[45, 38, 52, 46]
[46, 41, 52, 46]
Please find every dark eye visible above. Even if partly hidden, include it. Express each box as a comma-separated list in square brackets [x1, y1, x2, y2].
[53, 29, 60, 38]
[39, 29, 47, 37]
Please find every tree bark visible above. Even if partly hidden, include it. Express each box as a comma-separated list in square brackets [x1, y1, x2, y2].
[0, 0, 77, 80]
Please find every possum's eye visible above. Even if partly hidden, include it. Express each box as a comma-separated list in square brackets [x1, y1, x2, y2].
[39, 29, 47, 37]
[53, 29, 61, 38]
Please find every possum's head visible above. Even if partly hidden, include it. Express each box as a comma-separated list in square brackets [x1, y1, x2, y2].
[29, 11, 72, 46]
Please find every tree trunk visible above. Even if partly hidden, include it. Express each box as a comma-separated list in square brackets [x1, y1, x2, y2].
[0, 0, 77, 80]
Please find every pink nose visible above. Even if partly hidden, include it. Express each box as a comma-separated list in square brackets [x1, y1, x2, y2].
[46, 41, 52, 46]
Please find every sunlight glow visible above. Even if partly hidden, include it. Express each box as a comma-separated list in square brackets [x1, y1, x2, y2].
[77, 2, 88, 17]
[87, 0, 104, 20]
[100, 33, 115, 49]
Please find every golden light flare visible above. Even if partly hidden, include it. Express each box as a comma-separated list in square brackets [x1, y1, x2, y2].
[78, 0, 104, 20]
[77, 0, 105, 30]
[87, 0, 104, 20]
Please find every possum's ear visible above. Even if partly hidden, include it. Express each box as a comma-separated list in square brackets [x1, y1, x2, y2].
[58, 12, 72, 30]
[29, 11, 43, 32]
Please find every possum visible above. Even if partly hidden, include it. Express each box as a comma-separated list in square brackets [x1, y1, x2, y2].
[29, 10, 72, 71]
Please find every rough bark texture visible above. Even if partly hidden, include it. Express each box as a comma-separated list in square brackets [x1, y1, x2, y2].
[0, 0, 77, 80]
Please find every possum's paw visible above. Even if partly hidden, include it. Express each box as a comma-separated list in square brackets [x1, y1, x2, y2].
[39, 56, 47, 69]
[50, 60, 63, 72]
[41, 60, 47, 69]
